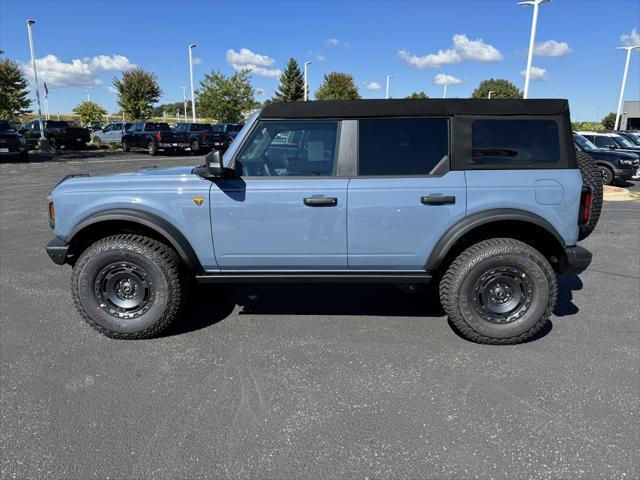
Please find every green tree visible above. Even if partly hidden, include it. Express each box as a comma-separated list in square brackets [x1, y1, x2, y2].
[315, 72, 361, 101]
[72, 100, 107, 124]
[405, 91, 428, 99]
[274, 58, 304, 103]
[471, 79, 523, 99]
[601, 112, 616, 130]
[112, 68, 162, 120]
[0, 54, 32, 121]
[151, 101, 192, 118]
[198, 69, 258, 123]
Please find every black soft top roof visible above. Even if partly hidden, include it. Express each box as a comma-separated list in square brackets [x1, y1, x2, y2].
[260, 99, 570, 119]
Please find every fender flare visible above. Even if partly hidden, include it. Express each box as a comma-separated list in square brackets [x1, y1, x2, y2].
[66, 208, 203, 273]
[425, 208, 566, 271]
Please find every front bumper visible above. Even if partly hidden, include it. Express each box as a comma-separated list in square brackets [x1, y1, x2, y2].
[558, 245, 592, 275]
[46, 237, 70, 265]
[613, 167, 636, 180]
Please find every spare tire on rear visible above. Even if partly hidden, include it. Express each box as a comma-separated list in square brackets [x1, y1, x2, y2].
[576, 151, 603, 240]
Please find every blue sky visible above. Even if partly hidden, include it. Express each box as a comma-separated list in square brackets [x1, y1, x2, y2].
[1, 0, 638, 121]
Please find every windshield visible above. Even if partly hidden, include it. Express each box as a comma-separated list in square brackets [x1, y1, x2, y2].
[574, 133, 597, 151]
[613, 134, 636, 148]
[223, 110, 260, 167]
[623, 132, 640, 145]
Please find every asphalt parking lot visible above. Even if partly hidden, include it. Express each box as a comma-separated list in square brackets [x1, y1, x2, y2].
[1, 151, 639, 479]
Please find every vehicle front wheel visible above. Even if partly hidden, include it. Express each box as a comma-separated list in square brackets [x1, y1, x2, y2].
[147, 140, 158, 156]
[190, 139, 200, 154]
[599, 165, 614, 186]
[71, 234, 187, 339]
[93, 136, 102, 146]
[122, 139, 130, 152]
[439, 238, 557, 345]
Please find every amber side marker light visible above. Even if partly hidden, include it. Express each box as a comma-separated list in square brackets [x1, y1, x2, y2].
[48, 202, 55, 227]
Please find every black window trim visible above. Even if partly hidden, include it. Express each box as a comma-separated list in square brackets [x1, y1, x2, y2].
[355, 116, 452, 178]
[452, 114, 576, 171]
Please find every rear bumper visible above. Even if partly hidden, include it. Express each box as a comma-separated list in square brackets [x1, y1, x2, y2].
[46, 237, 70, 265]
[558, 245, 592, 275]
[159, 142, 189, 148]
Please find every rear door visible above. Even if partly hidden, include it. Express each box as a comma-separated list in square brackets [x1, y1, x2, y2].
[210, 119, 348, 271]
[347, 117, 467, 270]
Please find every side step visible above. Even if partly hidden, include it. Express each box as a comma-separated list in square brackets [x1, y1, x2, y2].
[195, 272, 433, 284]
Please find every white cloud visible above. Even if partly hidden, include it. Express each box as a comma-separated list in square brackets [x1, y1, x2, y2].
[226, 48, 281, 77]
[364, 81, 382, 90]
[326, 38, 349, 47]
[21, 54, 135, 87]
[533, 40, 572, 57]
[434, 73, 462, 86]
[107, 85, 117, 93]
[192, 57, 203, 65]
[399, 33, 502, 69]
[521, 66, 549, 81]
[316, 53, 325, 62]
[620, 28, 640, 47]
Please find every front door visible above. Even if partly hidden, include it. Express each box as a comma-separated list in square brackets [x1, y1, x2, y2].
[210, 119, 348, 271]
[347, 117, 467, 270]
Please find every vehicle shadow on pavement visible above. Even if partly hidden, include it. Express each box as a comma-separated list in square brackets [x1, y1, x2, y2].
[554, 275, 583, 317]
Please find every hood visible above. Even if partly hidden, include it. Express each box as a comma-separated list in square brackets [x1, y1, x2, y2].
[586, 149, 639, 161]
[113, 165, 197, 177]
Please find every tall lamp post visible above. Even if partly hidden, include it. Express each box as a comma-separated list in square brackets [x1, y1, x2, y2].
[385, 75, 393, 99]
[180, 86, 187, 120]
[26, 19, 50, 150]
[443, 84, 448, 98]
[188, 43, 197, 121]
[518, 0, 550, 99]
[304, 61, 312, 101]
[614, 45, 640, 131]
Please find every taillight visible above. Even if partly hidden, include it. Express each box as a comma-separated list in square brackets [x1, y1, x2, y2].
[155, 132, 161, 142]
[579, 187, 592, 225]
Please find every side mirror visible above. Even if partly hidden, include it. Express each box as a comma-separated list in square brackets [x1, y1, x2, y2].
[205, 150, 223, 177]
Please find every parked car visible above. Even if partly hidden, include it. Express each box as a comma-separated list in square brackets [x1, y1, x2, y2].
[46, 99, 602, 345]
[574, 133, 639, 184]
[576, 131, 640, 155]
[616, 131, 640, 146]
[92, 122, 132, 145]
[0, 120, 29, 161]
[20, 119, 90, 149]
[172, 123, 233, 154]
[213, 123, 243, 139]
[87, 121, 103, 133]
[120, 122, 190, 155]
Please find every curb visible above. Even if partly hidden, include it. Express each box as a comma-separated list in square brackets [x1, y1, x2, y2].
[603, 185, 638, 202]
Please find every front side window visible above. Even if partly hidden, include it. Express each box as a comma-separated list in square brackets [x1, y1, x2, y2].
[235, 120, 338, 177]
[472, 119, 560, 164]
[358, 118, 449, 176]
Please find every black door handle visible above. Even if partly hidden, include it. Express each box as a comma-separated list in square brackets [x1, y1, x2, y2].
[421, 195, 456, 205]
[303, 197, 338, 207]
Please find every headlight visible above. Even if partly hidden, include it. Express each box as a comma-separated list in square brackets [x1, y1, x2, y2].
[620, 159, 633, 165]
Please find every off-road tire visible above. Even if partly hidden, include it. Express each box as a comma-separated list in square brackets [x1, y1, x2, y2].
[439, 238, 557, 345]
[147, 140, 158, 156]
[122, 139, 130, 152]
[576, 151, 603, 240]
[71, 234, 186, 339]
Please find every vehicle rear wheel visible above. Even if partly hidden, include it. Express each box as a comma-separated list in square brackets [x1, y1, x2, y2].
[147, 140, 158, 156]
[71, 234, 187, 339]
[439, 238, 557, 345]
[121, 139, 130, 152]
[191, 139, 200, 154]
[576, 151, 603, 241]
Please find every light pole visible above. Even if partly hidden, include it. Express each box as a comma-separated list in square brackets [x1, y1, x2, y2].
[26, 19, 50, 150]
[188, 43, 197, 121]
[518, 0, 550, 99]
[443, 84, 448, 98]
[304, 61, 312, 101]
[180, 86, 187, 120]
[385, 75, 394, 99]
[488, 90, 495, 99]
[614, 45, 640, 130]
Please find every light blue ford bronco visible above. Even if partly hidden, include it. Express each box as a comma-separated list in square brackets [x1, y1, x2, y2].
[46, 99, 602, 344]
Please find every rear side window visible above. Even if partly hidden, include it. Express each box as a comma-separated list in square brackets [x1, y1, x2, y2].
[358, 118, 449, 176]
[472, 119, 560, 165]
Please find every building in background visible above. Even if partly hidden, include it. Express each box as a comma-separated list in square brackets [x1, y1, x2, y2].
[621, 101, 640, 130]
